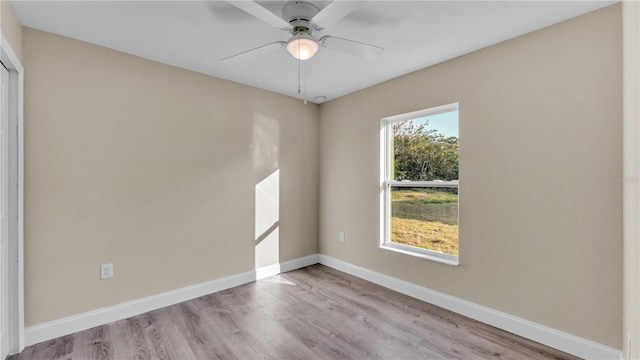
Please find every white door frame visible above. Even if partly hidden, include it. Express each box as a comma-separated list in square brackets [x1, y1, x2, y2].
[0, 33, 25, 354]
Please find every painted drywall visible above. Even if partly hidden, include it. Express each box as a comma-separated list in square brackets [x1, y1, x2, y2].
[319, 4, 622, 349]
[623, 1, 640, 358]
[22, 27, 319, 326]
[0, 0, 22, 60]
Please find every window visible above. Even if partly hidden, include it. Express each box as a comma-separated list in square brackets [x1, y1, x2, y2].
[381, 103, 459, 265]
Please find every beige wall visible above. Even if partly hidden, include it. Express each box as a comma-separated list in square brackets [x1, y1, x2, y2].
[623, 1, 640, 358]
[319, 4, 622, 349]
[22, 27, 319, 326]
[0, 0, 22, 60]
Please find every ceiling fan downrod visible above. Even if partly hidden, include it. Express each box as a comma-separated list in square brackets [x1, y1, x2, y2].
[282, 1, 320, 35]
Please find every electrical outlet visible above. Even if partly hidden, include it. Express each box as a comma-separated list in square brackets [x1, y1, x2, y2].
[100, 263, 113, 280]
[339, 232, 345, 242]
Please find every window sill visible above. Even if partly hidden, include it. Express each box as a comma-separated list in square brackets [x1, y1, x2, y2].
[379, 243, 459, 266]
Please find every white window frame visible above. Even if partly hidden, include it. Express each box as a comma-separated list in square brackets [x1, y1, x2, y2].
[380, 103, 459, 266]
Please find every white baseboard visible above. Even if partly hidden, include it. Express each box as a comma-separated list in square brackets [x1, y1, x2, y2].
[24, 254, 319, 347]
[255, 254, 319, 280]
[24, 253, 621, 360]
[318, 255, 622, 360]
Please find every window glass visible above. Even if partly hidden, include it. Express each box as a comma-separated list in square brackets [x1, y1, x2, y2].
[390, 186, 458, 255]
[383, 105, 459, 263]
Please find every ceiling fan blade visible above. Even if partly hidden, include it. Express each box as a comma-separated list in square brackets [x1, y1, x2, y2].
[221, 41, 286, 64]
[319, 36, 383, 61]
[312, 1, 368, 30]
[205, 2, 252, 23]
[226, 1, 290, 30]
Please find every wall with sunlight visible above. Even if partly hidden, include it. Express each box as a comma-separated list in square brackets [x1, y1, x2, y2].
[22, 27, 319, 326]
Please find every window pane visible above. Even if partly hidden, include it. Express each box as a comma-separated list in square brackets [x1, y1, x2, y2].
[390, 186, 458, 255]
[390, 111, 459, 181]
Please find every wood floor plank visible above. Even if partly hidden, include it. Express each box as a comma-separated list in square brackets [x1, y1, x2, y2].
[146, 307, 197, 360]
[10, 265, 582, 360]
[140, 312, 172, 360]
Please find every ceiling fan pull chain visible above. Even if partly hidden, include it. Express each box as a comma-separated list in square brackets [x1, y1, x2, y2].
[297, 33, 302, 95]
[304, 60, 308, 104]
[297, 58, 301, 94]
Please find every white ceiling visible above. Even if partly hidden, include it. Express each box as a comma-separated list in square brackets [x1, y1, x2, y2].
[12, 0, 616, 104]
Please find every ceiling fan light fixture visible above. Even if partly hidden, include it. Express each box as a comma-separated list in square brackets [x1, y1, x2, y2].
[287, 33, 319, 60]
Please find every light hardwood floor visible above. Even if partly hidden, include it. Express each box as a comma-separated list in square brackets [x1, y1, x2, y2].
[11, 265, 579, 359]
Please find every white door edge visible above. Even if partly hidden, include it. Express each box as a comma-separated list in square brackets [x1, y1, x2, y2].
[0, 32, 25, 355]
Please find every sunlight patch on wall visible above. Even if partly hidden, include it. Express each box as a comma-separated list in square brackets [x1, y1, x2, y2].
[253, 114, 280, 271]
[255, 169, 280, 269]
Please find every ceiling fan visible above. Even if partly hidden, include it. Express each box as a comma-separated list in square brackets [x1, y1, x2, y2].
[221, 0, 384, 64]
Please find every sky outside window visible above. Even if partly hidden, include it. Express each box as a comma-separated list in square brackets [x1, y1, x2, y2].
[414, 110, 459, 138]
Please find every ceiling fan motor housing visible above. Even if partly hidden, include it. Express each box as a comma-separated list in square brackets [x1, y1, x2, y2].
[282, 1, 320, 34]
